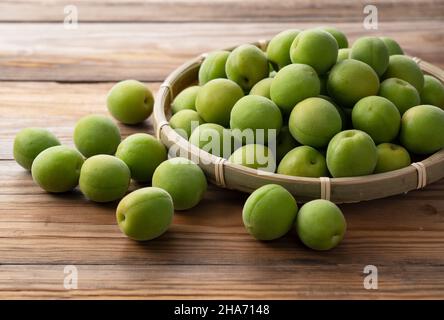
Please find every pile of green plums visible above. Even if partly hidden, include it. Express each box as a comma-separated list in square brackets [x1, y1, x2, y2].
[172, 27, 444, 179]
[13, 80, 208, 242]
[13, 27, 444, 252]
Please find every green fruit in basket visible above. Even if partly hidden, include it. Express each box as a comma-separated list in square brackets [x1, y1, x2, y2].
[266, 29, 301, 70]
[107, 80, 153, 124]
[225, 44, 269, 92]
[350, 37, 389, 76]
[374, 143, 411, 174]
[169, 109, 204, 139]
[420, 75, 444, 109]
[243, 184, 298, 240]
[115, 133, 167, 182]
[380, 37, 404, 56]
[195, 78, 244, 127]
[171, 86, 200, 114]
[277, 146, 328, 178]
[382, 55, 424, 92]
[337, 48, 350, 62]
[351, 96, 401, 144]
[73, 114, 121, 158]
[295, 199, 346, 251]
[400, 105, 444, 154]
[270, 63, 320, 115]
[276, 126, 299, 163]
[320, 26, 349, 49]
[318, 95, 348, 130]
[190, 123, 239, 159]
[289, 97, 342, 148]
[116, 187, 174, 241]
[379, 78, 420, 115]
[152, 157, 207, 210]
[326, 130, 377, 177]
[13, 127, 60, 170]
[228, 144, 276, 173]
[79, 155, 130, 202]
[198, 51, 230, 85]
[230, 95, 282, 144]
[31, 146, 84, 193]
[327, 59, 380, 108]
[290, 29, 338, 74]
[249, 77, 273, 99]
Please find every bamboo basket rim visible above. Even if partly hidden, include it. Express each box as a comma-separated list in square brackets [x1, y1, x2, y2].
[153, 40, 444, 203]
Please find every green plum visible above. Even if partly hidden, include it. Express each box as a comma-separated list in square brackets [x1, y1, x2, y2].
[290, 29, 338, 74]
[171, 86, 200, 114]
[230, 95, 282, 144]
[228, 144, 276, 173]
[420, 75, 444, 109]
[320, 26, 349, 48]
[318, 95, 348, 130]
[115, 133, 167, 182]
[116, 187, 174, 241]
[79, 154, 130, 202]
[152, 157, 207, 210]
[380, 37, 404, 55]
[277, 146, 328, 178]
[326, 130, 377, 177]
[295, 199, 346, 251]
[350, 36, 389, 76]
[382, 55, 424, 92]
[31, 145, 84, 193]
[226, 44, 269, 91]
[249, 77, 273, 99]
[270, 63, 320, 115]
[374, 143, 411, 173]
[73, 114, 121, 158]
[327, 59, 380, 108]
[195, 78, 244, 127]
[400, 105, 444, 154]
[289, 97, 342, 148]
[351, 96, 401, 144]
[189, 123, 239, 159]
[13, 127, 60, 170]
[379, 78, 420, 115]
[243, 184, 298, 240]
[169, 109, 204, 139]
[266, 29, 301, 70]
[107, 80, 153, 124]
[337, 48, 350, 62]
[199, 51, 230, 85]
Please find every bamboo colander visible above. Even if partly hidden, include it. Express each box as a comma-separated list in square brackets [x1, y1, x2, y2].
[153, 41, 444, 203]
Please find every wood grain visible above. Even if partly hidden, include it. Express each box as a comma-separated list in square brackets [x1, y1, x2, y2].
[0, 0, 442, 22]
[0, 21, 442, 82]
[1, 264, 443, 299]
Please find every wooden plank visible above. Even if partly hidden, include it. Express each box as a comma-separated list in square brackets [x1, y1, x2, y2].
[0, 0, 442, 23]
[0, 82, 160, 159]
[1, 159, 444, 267]
[0, 21, 442, 82]
[0, 264, 443, 299]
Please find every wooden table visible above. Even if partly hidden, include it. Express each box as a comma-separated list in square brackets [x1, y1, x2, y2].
[1, 0, 443, 299]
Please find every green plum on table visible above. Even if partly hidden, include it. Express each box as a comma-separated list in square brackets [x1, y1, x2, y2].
[13, 127, 60, 170]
